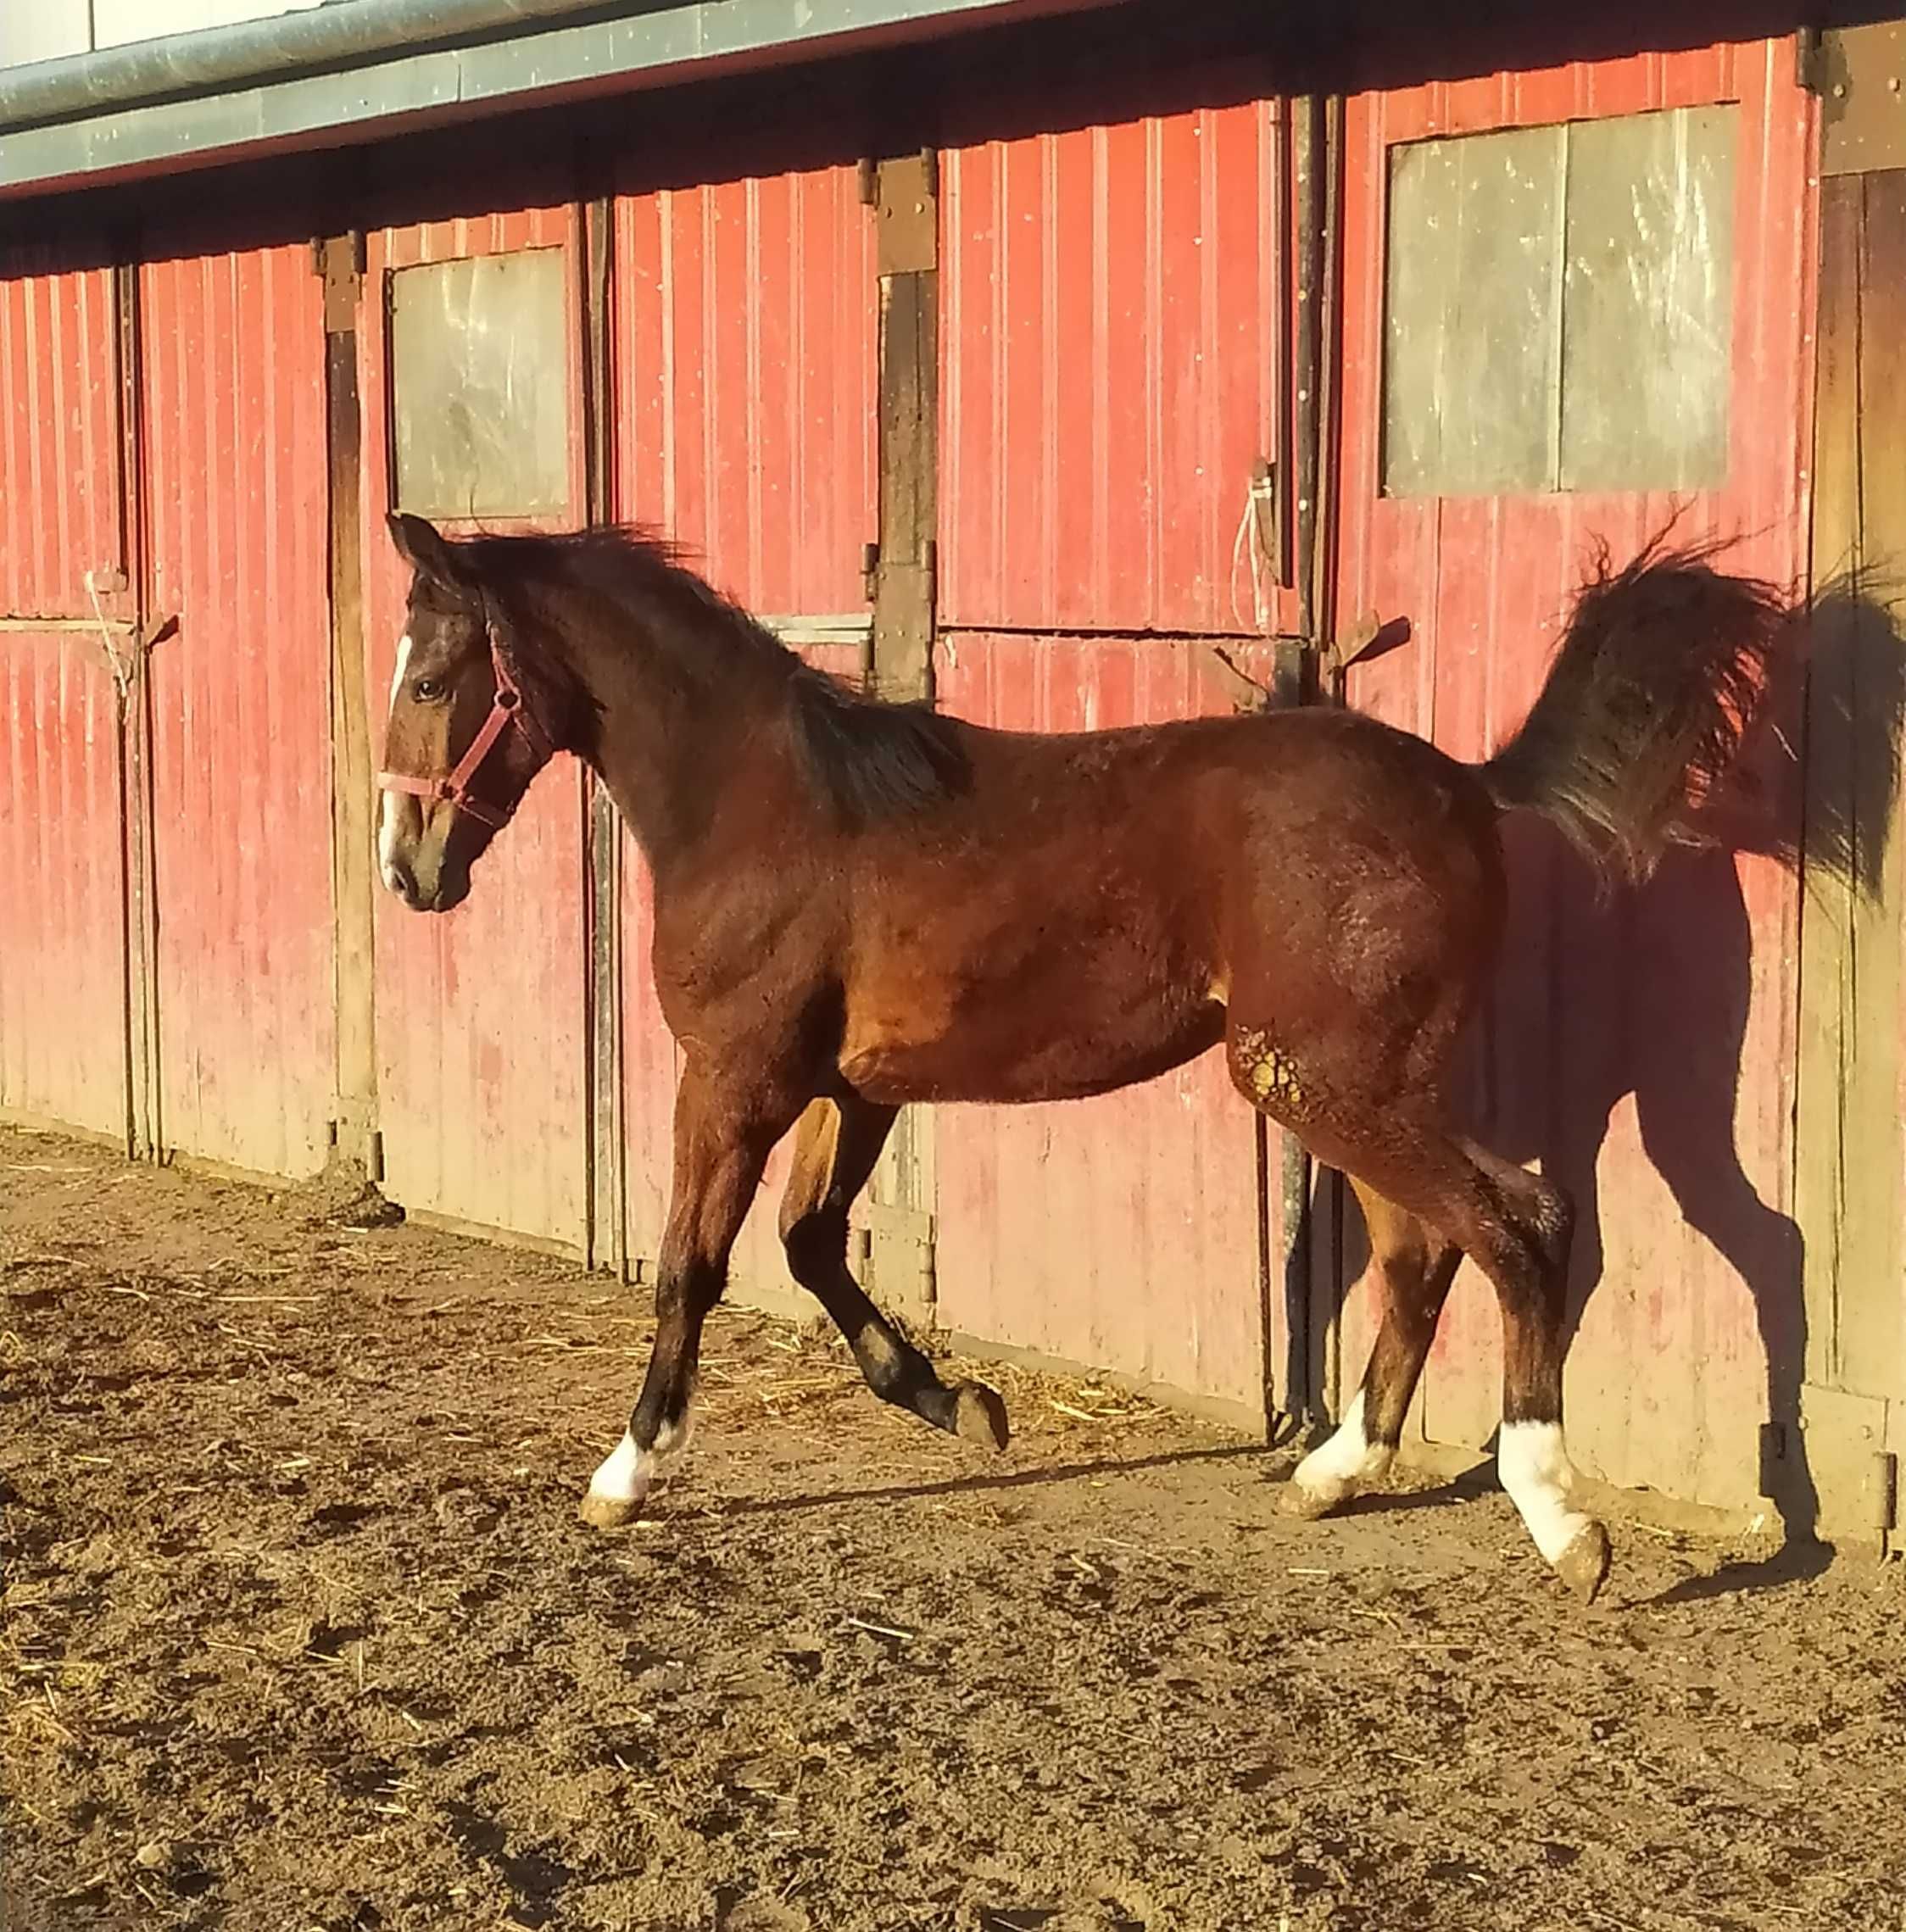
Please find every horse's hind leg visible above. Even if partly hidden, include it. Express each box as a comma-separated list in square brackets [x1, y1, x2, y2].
[1228, 1027, 1608, 1600]
[1282, 1178, 1461, 1519]
[777, 1096, 1010, 1450]
[1456, 1138, 1605, 1596]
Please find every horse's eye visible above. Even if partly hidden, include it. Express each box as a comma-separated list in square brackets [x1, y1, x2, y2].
[412, 676, 446, 702]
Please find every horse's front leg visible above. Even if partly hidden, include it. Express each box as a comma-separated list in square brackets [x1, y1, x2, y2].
[580, 1069, 782, 1528]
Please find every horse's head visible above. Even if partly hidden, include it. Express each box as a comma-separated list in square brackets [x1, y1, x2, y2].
[378, 514, 560, 913]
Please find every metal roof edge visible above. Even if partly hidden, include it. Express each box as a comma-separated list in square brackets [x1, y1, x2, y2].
[0, 0, 1089, 202]
[0, 1, 646, 132]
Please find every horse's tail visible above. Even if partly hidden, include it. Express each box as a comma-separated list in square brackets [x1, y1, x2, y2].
[1480, 533, 1791, 887]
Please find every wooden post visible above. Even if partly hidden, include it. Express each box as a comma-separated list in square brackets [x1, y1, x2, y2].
[115, 254, 165, 1165]
[864, 148, 941, 1328]
[112, 254, 153, 1162]
[580, 192, 627, 1278]
[1795, 161, 1906, 1551]
[318, 231, 379, 1178]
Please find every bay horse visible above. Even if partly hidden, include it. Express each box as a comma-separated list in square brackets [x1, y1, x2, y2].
[377, 513, 1786, 1602]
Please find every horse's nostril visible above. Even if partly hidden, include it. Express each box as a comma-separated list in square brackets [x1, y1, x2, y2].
[387, 856, 420, 905]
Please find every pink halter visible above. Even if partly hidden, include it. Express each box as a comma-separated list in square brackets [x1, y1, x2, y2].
[378, 615, 553, 831]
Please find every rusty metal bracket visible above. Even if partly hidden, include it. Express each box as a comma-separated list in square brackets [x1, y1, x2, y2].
[1207, 643, 1273, 714]
[71, 568, 176, 711]
[1816, 22, 1906, 176]
[1207, 611, 1413, 715]
[1328, 611, 1413, 680]
[312, 231, 365, 336]
[872, 148, 937, 276]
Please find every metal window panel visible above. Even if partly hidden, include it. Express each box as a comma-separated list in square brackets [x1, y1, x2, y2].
[389, 248, 571, 520]
[1561, 106, 1736, 493]
[1382, 124, 1564, 498]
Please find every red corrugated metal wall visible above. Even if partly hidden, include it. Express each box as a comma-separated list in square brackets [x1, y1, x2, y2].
[612, 162, 877, 1292]
[139, 241, 337, 1178]
[0, 259, 130, 1139]
[931, 97, 1294, 1417]
[934, 635, 1290, 1413]
[612, 166, 876, 619]
[1, 261, 122, 622]
[0, 31, 1832, 1504]
[1333, 40, 1815, 1506]
[363, 204, 592, 1247]
[941, 101, 1294, 637]
[0, 632, 126, 1139]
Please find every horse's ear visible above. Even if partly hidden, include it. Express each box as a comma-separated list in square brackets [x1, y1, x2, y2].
[387, 512, 463, 589]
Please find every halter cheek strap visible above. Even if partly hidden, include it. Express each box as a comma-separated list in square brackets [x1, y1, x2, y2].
[378, 616, 554, 830]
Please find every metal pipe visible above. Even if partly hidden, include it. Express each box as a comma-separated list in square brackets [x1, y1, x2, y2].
[1309, 91, 1346, 1429]
[1271, 89, 1327, 1437]
[1317, 91, 1342, 698]
[0, 0, 636, 132]
[1292, 93, 1319, 649]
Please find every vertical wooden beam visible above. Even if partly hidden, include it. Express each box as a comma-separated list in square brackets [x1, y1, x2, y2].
[871, 148, 938, 705]
[112, 253, 154, 1163]
[1271, 93, 1331, 1439]
[581, 191, 627, 1277]
[1837, 170, 1906, 1417]
[318, 231, 379, 1177]
[116, 253, 164, 1165]
[1797, 174, 1866, 1401]
[1795, 168, 1904, 1548]
[865, 147, 940, 1328]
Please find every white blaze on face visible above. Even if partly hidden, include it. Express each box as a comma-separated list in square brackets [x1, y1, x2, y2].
[1291, 1389, 1395, 1506]
[388, 630, 415, 709]
[1497, 1420, 1596, 1565]
[378, 632, 415, 893]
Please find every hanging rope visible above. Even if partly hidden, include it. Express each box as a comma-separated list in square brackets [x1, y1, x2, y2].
[1229, 466, 1279, 634]
[86, 573, 138, 708]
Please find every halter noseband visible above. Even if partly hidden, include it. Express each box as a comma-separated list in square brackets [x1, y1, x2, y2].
[378, 615, 553, 831]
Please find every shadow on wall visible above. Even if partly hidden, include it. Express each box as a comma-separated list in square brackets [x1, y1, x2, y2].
[1295, 574, 1906, 1571]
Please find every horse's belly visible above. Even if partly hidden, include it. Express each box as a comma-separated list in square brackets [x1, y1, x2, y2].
[837, 977, 1224, 1105]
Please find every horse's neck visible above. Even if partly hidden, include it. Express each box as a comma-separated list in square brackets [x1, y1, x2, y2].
[560, 595, 789, 872]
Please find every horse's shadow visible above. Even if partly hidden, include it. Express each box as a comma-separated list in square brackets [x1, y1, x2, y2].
[1294, 580, 1906, 1594]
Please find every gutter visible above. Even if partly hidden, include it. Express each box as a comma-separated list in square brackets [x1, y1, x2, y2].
[0, 0, 1085, 201]
[0, 1, 653, 132]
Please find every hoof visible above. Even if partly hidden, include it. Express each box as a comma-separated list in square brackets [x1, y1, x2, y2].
[952, 1381, 1011, 1450]
[577, 1488, 646, 1530]
[1279, 1477, 1352, 1522]
[1554, 1521, 1612, 1603]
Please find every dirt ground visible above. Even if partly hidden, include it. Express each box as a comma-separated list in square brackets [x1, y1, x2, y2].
[3, 1127, 1903, 1932]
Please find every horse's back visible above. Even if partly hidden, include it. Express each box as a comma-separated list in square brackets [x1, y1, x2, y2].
[831, 702, 1501, 1104]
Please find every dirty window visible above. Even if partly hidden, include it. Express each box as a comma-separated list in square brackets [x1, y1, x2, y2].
[1383, 105, 1737, 498]
[1560, 107, 1736, 491]
[388, 248, 571, 521]
[1384, 125, 1565, 497]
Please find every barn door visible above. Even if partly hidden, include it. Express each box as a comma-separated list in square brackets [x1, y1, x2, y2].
[0, 249, 139, 1148]
[1792, 30, 1906, 1551]
[139, 239, 337, 1178]
[360, 203, 592, 1250]
[1329, 42, 1814, 1516]
[927, 86, 1298, 1425]
[610, 148, 878, 1309]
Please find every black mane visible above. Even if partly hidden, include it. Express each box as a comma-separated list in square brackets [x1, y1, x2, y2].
[468, 525, 969, 827]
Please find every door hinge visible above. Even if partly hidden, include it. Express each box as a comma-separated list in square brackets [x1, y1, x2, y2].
[870, 148, 939, 276]
[312, 231, 365, 336]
